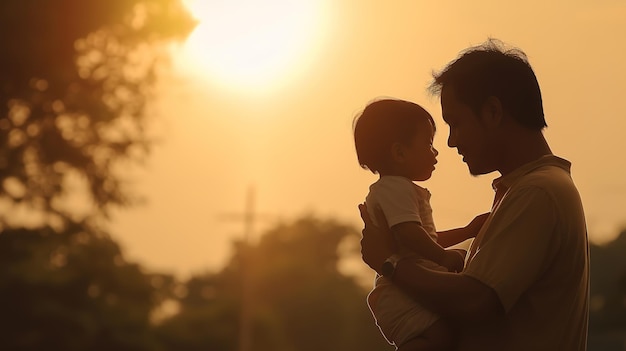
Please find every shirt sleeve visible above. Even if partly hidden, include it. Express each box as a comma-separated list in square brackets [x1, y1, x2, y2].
[369, 178, 422, 228]
[463, 186, 559, 312]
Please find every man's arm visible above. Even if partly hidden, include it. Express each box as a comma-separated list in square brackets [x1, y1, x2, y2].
[359, 204, 503, 325]
[392, 258, 504, 325]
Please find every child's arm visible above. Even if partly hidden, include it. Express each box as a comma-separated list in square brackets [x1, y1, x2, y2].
[392, 222, 464, 272]
[437, 212, 490, 248]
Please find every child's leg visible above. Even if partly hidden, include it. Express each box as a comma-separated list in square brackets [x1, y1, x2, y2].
[396, 320, 455, 351]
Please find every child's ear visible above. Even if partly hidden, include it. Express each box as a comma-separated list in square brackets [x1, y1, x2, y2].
[481, 96, 503, 128]
[390, 142, 404, 162]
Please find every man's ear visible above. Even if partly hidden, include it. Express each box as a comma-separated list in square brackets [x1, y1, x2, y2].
[390, 142, 404, 162]
[481, 96, 503, 128]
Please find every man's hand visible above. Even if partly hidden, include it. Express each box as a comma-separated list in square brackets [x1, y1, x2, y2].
[358, 203, 394, 274]
[441, 249, 465, 273]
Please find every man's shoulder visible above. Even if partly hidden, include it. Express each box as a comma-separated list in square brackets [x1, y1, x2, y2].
[516, 163, 579, 196]
[505, 162, 584, 221]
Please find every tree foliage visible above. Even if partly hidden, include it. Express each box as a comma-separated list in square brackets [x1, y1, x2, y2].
[0, 2, 193, 350]
[0, 0, 195, 229]
[158, 216, 394, 351]
[589, 230, 626, 331]
[0, 224, 177, 351]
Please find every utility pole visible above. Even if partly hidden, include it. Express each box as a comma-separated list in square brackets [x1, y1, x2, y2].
[219, 185, 271, 351]
[239, 186, 254, 351]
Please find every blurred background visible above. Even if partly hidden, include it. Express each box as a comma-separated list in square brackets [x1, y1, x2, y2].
[1, 0, 625, 350]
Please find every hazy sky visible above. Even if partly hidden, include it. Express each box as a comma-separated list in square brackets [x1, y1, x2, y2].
[110, 0, 626, 277]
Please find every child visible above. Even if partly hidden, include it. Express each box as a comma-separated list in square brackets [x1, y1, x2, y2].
[353, 98, 487, 350]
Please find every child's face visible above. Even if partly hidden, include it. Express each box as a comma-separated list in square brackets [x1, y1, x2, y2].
[399, 121, 438, 181]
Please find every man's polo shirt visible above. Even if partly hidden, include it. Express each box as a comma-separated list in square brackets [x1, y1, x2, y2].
[461, 155, 589, 351]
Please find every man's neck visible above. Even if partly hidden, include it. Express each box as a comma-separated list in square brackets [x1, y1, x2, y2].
[498, 132, 552, 176]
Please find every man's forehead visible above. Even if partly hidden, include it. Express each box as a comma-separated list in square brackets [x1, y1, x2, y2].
[440, 86, 457, 106]
[440, 87, 464, 120]
[440, 88, 454, 121]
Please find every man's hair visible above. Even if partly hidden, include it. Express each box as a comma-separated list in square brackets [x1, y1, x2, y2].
[353, 98, 434, 174]
[429, 38, 546, 130]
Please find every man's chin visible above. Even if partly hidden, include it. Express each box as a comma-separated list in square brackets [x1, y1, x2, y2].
[468, 165, 496, 177]
[466, 162, 492, 176]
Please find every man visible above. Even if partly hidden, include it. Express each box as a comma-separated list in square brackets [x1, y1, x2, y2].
[359, 39, 589, 350]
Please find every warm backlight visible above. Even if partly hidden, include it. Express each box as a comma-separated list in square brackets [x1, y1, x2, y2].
[179, 0, 323, 89]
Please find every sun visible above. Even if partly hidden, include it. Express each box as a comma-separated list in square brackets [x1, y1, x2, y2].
[177, 0, 325, 90]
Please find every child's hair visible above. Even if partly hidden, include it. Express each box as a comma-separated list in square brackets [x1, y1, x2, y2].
[353, 98, 435, 174]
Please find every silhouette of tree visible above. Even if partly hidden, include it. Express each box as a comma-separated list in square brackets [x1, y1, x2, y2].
[0, 2, 194, 350]
[589, 229, 626, 331]
[0, 224, 177, 351]
[0, 0, 195, 228]
[157, 216, 394, 351]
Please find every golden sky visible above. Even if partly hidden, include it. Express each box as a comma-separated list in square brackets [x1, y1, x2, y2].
[111, 0, 626, 277]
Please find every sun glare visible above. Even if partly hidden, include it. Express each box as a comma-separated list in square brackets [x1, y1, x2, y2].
[178, 0, 325, 90]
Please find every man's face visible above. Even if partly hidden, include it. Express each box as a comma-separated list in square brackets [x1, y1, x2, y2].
[441, 87, 497, 176]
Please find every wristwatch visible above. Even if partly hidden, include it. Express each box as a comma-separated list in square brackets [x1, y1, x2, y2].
[381, 254, 403, 278]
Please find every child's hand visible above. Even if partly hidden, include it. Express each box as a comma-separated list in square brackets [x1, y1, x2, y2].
[467, 212, 491, 237]
[441, 249, 465, 273]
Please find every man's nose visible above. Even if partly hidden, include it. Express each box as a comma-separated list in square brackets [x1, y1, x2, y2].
[447, 133, 457, 148]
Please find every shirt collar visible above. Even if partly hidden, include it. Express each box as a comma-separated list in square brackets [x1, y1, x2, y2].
[492, 155, 572, 192]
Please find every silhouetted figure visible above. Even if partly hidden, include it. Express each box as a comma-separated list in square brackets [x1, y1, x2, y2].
[353, 98, 488, 350]
[359, 39, 589, 350]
